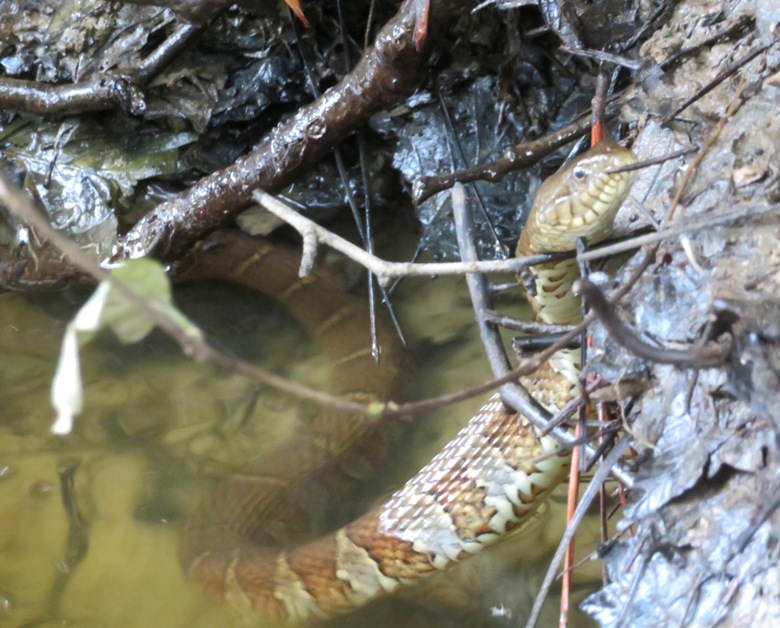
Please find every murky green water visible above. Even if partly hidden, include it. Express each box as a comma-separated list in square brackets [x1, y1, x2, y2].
[0, 274, 600, 627]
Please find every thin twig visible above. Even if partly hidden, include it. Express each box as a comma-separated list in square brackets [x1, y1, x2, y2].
[604, 146, 698, 175]
[577, 203, 780, 263]
[487, 309, 574, 335]
[660, 43, 772, 126]
[255, 191, 570, 284]
[413, 113, 596, 204]
[578, 279, 731, 368]
[451, 183, 512, 374]
[512, 332, 579, 353]
[525, 438, 632, 628]
[257, 189, 780, 288]
[559, 46, 642, 70]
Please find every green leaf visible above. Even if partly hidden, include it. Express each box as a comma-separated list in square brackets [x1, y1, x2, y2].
[50, 259, 203, 434]
[366, 401, 386, 418]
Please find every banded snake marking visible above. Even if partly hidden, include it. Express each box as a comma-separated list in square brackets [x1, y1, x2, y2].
[178, 139, 637, 622]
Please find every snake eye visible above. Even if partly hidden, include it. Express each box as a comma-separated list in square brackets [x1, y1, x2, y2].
[572, 166, 587, 181]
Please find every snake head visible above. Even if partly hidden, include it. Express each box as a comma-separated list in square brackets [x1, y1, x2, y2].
[520, 140, 637, 254]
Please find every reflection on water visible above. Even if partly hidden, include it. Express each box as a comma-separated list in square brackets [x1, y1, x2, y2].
[0, 277, 600, 627]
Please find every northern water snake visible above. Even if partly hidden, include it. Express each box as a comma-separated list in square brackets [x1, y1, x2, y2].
[178, 139, 637, 622]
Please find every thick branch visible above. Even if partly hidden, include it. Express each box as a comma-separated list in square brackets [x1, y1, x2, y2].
[116, 0, 470, 262]
[0, 23, 200, 115]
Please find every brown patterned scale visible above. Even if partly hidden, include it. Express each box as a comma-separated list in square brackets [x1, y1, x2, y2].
[178, 141, 637, 622]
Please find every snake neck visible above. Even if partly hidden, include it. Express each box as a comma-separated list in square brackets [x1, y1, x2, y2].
[522, 257, 583, 326]
[179, 141, 637, 623]
[519, 256, 584, 389]
[516, 141, 637, 390]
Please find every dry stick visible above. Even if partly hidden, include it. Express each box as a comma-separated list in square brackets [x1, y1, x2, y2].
[255, 191, 569, 284]
[559, 45, 642, 70]
[493, 310, 574, 335]
[451, 184, 516, 372]
[266, 184, 780, 285]
[0, 22, 200, 115]
[604, 146, 697, 175]
[577, 202, 780, 263]
[116, 0, 471, 261]
[415, 92, 701, 206]
[414, 114, 596, 204]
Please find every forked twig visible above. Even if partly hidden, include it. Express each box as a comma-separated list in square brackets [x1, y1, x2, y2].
[254, 191, 569, 284]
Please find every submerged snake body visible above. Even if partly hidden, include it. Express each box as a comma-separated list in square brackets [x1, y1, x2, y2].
[179, 141, 636, 622]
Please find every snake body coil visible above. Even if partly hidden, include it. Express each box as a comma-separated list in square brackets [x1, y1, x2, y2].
[178, 140, 636, 622]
